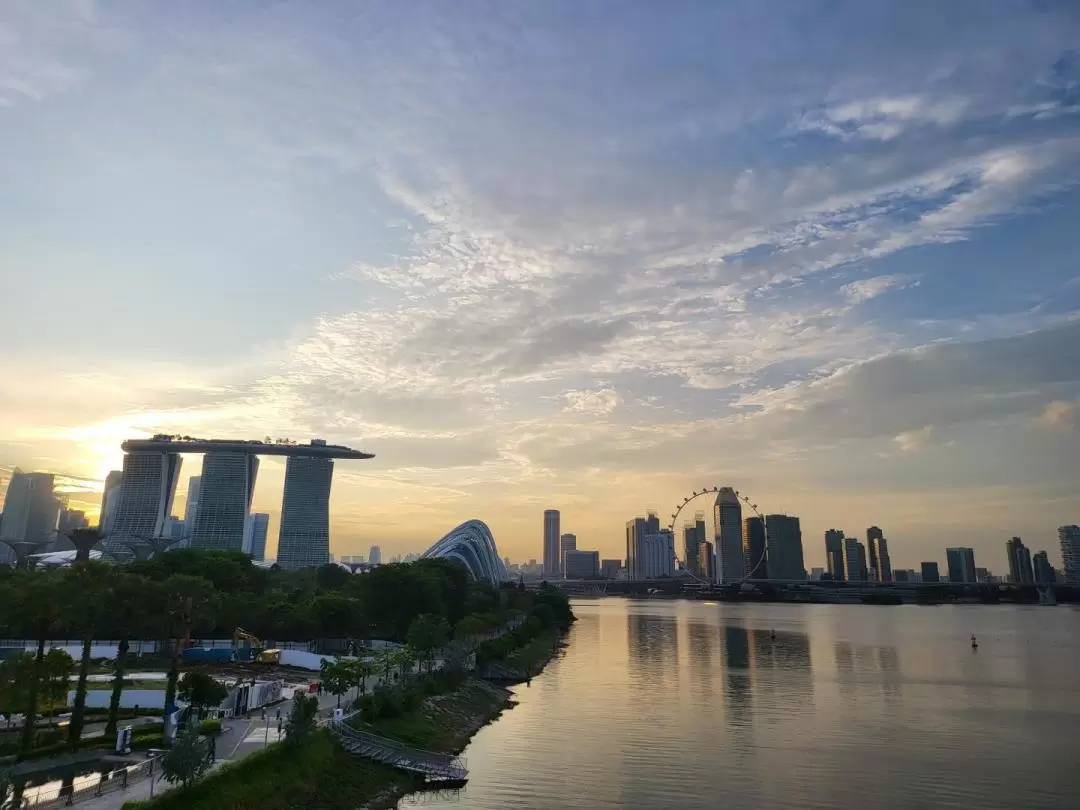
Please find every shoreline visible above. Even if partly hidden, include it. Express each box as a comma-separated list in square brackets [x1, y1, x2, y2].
[365, 631, 568, 810]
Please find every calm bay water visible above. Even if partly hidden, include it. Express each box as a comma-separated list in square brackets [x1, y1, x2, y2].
[404, 598, 1080, 810]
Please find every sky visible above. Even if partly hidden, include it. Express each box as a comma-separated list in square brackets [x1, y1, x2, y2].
[1, 0, 1079, 572]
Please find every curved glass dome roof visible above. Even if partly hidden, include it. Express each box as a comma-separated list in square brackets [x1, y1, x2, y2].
[420, 520, 508, 585]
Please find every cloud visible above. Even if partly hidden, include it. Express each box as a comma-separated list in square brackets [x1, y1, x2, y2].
[1034, 400, 1079, 432]
[742, 319, 1080, 442]
[562, 388, 621, 415]
[841, 274, 913, 304]
[893, 425, 935, 453]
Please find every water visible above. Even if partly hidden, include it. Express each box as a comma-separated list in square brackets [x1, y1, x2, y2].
[403, 598, 1080, 809]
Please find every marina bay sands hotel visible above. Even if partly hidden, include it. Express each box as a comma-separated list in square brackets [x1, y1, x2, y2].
[104, 435, 373, 570]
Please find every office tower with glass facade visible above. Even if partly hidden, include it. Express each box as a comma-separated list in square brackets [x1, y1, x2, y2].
[190, 452, 260, 552]
[103, 451, 183, 557]
[946, 547, 978, 583]
[544, 510, 561, 578]
[714, 488, 744, 583]
[825, 529, 845, 580]
[765, 514, 805, 581]
[742, 516, 768, 579]
[276, 454, 334, 571]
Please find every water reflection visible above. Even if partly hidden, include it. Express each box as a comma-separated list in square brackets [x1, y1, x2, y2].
[402, 600, 1080, 810]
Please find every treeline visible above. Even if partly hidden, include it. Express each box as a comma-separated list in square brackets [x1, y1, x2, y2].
[0, 550, 572, 760]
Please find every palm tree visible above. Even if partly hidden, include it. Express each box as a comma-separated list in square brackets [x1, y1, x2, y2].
[104, 573, 153, 737]
[13, 571, 63, 759]
[160, 575, 215, 743]
[62, 561, 113, 748]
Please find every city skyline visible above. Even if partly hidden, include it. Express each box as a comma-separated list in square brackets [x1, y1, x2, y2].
[1, 2, 1079, 566]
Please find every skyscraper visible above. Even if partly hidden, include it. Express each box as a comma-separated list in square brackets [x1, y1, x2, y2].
[843, 538, 868, 581]
[825, 529, 845, 580]
[560, 533, 577, 576]
[642, 530, 675, 578]
[713, 487, 744, 583]
[683, 523, 700, 575]
[920, 561, 941, 583]
[742, 516, 768, 579]
[543, 510, 561, 578]
[99, 470, 123, 532]
[368, 544, 382, 565]
[183, 476, 201, 537]
[104, 450, 183, 557]
[1059, 526, 1080, 585]
[765, 514, 804, 581]
[946, 547, 977, 584]
[245, 512, 269, 561]
[625, 516, 648, 580]
[276, 454, 334, 571]
[866, 526, 892, 582]
[0, 471, 58, 562]
[190, 452, 260, 552]
[698, 540, 715, 580]
[1033, 551, 1055, 585]
[1005, 537, 1035, 584]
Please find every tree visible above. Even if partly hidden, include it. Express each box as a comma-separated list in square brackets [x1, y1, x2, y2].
[177, 672, 229, 718]
[319, 660, 351, 709]
[406, 615, 449, 674]
[160, 575, 216, 743]
[284, 693, 318, 747]
[160, 716, 211, 790]
[42, 649, 74, 723]
[105, 573, 153, 737]
[12, 571, 63, 758]
[62, 561, 113, 747]
[315, 563, 350, 591]
[347, 658, 372, 704]
[0, 765, 12, 810]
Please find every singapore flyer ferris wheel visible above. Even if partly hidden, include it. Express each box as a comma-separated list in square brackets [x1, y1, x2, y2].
[665, 486, 767, 584]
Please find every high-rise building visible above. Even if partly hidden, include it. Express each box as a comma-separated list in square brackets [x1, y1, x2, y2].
[543, 510, 561, 578]
[99, 470, 123, 532]
[843, 538, 868, 581]
[1, 471, 58, 563]
[1005, 537, 1035, 584]
[183, 476, 201, 537]
[190, 452, 260, 552]
[742, 517, 768, 579]
[865, 526, 892, 582]
[104, 451, 183, 557]
[643, 531, 675, 578]
[559, 533, 577, 576]
[698, 540, 715, 581]
[276, 454, 334, 571]
[165, 517, 186, 544]
[713, 487, 743, 583]
[1060, 526, 1080, 585]
[564, 550, 600, 579]
[894, 569, 910, 583]
[368, 545, 382, 565]
[683, 524, 700, 576]
[625, 517, 648, 580]
[245, 512, 269, 560]
[920, 561, 940, 583]
[946, 547, 977, 584]
[765, 514, 804, 581]
[600, 559, 621, 579]
[645, 512, 661, 537]
[825, 529, 845, 580]
[1033, 551, 1056, 585]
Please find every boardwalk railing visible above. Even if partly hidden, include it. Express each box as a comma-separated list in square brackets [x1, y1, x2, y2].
[18, 756, 162, 809]
[330, 714, 467, 783]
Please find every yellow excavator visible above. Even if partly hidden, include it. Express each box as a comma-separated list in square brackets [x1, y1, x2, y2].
[232, 627, 281, 665]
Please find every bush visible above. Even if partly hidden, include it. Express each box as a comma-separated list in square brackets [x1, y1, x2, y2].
[197, 719, 222, 736]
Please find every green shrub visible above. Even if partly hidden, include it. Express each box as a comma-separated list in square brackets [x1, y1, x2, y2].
[197, 719, 222, 736]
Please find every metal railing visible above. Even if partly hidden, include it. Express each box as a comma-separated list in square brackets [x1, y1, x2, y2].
[330, 714, 467, 783]
[18, 756, 162, 809]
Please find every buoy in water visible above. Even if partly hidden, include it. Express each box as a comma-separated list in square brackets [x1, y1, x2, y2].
[971, 634, 978, 650]
[770, 629, 776, 641]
